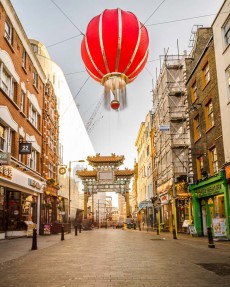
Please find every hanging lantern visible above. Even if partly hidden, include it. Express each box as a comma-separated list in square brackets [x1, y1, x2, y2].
[81, 8, 149, 110]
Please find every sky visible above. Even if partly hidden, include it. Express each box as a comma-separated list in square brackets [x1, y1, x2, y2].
[11, 0, 223, 169]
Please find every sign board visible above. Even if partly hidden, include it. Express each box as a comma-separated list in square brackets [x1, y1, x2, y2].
[139, 200, 153, 209]
[43, 224, 51, 235]
[19, 142, 32, 154]
[188, 224, 197, 235]
[182, 220, 191, 228]
[24, 221, 36, 237]
[0, 152, 10, 165]
[225, 165, 230, 179]
[159, 125, 170, 131]
[212, 218, 227, 237]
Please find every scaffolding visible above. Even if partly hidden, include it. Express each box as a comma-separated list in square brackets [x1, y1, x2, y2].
[152, 54, 190, 188]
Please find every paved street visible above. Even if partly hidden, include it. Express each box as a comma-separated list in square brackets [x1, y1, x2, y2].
[0, 229, 230, 287]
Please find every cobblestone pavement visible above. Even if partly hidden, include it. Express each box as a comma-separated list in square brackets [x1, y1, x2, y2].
[0, 229, 230, 287]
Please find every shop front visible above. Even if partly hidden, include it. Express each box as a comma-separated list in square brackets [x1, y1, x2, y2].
[189, 170, 229, 239]
[0, 166, 44, 239]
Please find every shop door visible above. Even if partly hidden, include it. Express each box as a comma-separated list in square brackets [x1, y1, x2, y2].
[201, 200, 207, 236]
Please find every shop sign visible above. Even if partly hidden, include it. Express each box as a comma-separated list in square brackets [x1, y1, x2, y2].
[157, 179, 172, 194]
[225, 165, 230, 179]
[194, 183, 223, 198]
[160, 193, 169, 205]
[139, 200, 153, 209]
[212, 218, 227, 237]
[0, 152, 10, 165]
[28, 178, 42, 190]
[19, 142, 32, 154]
[0, 165, 12, 179]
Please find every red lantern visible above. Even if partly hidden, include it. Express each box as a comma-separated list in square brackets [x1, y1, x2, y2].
[81, 8, 149, 110]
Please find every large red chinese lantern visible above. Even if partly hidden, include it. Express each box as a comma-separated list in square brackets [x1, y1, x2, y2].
[81, 8, 149, 110]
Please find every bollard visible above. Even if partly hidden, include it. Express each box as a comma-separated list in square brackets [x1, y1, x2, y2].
[61, 225, 64, 241]
[207, 227, 215, 248]
[134, 223, 136, 230]
[79, 224, 82, 233]
[172, 227, 177, 239]
[75, 225, 78, 236]
[157, 226, 159, 235]
[31, 228, 37, 250]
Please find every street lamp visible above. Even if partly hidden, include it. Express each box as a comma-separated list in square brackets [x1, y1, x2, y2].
[68, 160, 85, 223]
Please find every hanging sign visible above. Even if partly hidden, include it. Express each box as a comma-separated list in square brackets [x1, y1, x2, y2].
[19, 142, 32, 154]
[59, 167, 67, 175]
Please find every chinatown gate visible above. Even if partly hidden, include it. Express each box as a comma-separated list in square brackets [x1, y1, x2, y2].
[76, 154, 134, 220]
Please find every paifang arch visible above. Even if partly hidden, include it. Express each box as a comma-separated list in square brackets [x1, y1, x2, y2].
[76, 153, 134, 220]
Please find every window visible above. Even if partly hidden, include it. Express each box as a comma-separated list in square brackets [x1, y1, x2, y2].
[196, 156, 204, 179]
[202, 62, 210, 87]
[28, 149, 37, 171]
[48, 162, 54, 178]
[20, 91, 25, 113]
[209, 146, 218, 175]
[0, 64, 17, 101]
[191, 81, 197, 102]
[223, 16, 230, 47]
[4, 18, 13, 44]
[193, 115, 201, 141]
[226, 66, 230, 100]
[33, 71, 38, 88]
[28, 103, 38, 128]
[22, 49, 27, 69]
[205, 101, 214, 130]
[31, 43, 38, 54]
[0, 124, 6, 151]
[0, 124, 12, 153]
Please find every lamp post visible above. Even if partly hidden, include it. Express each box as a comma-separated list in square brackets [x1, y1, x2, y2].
[68, 160, 85, 223]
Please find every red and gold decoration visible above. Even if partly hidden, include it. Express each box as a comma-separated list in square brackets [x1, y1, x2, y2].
[81, 8, 149, 110]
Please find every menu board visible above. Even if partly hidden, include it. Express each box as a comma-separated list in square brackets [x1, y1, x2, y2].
[212, 218, 226, 237]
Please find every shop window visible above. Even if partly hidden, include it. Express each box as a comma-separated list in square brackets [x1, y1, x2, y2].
[22, 193, 37, 223]
[5, 191, 21, 231]
[191, 81, 197, 102]
[202, 62, 210, 88]
[214, 195, 225, 218]
[193, 114, 201, 141]
[205, 100, 214, 130]
[208, 146, 218, 175]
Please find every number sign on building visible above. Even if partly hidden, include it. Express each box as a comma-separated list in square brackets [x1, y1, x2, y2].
[19, 142, 32, 154]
